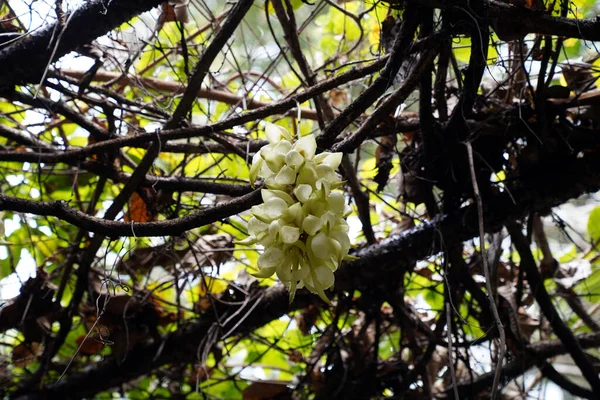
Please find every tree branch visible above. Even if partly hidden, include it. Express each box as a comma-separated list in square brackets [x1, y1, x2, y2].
[507, 223, 600, 395]
[0, 0, 163, 88]
[167, 0, 255, 128]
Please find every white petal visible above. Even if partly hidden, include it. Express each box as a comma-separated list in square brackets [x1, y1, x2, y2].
[264, 177, 285, 190]
[316, 164, 337, 183]
[320, 152, 343, 169]
[264, 197, 288, 219]
[294, 260, 311, 281]
[314, 265, 335, 289]
[280, 225, 300, 244]
[281, 202, 302, 225]
[265, 122, 293, 143]
[249, 152, 263, 185]
[258, 246, 284, 269]
[261, 147, 285, 172]
[330, 229, 351, 255]
[320, 211, 336, 231]
[294, 184, 313, 203]
[248, 217, 268, 235]
[294, 135, 317, 159]
[252, 266, 276, 278]
[285, 150, 305, 170]
[269, 220, 283, 238]
[310, 232, 331, 259]
[329, 237, 342, 260]
[274, 165, 296, 185]
[297, 164, 319, 187]
[261, 189, 295, 205]
[274, 140, 292, 154]
[303, 198, 326, 218]
[327, 192, 345, 214]
[302, 214, 322, 236]
[251, 205, 271, 223]
[234, 236, 257, 245]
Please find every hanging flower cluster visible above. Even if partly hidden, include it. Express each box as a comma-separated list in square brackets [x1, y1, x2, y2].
[239, 123, 355, 302]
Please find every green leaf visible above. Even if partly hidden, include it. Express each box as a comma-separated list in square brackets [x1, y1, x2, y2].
[588, 206, 600, 244]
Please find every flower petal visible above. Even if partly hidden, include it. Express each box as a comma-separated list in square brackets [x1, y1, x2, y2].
[252, 266, 276, 278]
[294, 184, 312, 203]
[294, 134, 317, 159]
[302, 214, 322, 236]
[314, 265, 335, 289]
[327, 192, 345, 214]
[310, 232, 331, 259]
[285, 150, 304, 170]
[282, 202, 303, 226]
[297, 164, 319, 187]
[248, 217, 268, 235]
[274, 165, 296, 185]
[280, 225, 300, 244]
[249, 152, 263, 186]
[262, 189, 295, 206]
[320, 152, 343, 169]
[234, 236, 257, 245]
[263, 197, 288, 219]
[261, 147, 285, 172]
[258, 246, 284, 269]
[316, 164, 337, 183]
[265, 122, 293, 143]
[269, 220, 283, 239]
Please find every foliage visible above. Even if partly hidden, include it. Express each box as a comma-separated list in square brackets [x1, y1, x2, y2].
[0, 0, 600, 398]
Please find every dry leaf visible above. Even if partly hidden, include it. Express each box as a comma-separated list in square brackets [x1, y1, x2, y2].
[12, 342, 41, 368]
[161, 3, 178, 23]
[296, 304, 320, 336]
[75, 334, 105, 356]
[189, 365, 213, 386]
[125, 192, 151, 223]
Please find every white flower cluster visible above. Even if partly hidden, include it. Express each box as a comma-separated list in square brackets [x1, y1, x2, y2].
[239, 123, 355, 302]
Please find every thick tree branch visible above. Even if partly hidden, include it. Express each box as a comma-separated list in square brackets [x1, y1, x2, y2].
[0, 0, 163, 88]
[14, 286, 315, 400]
[6, 147, 600, 397]
[0, 189, 262, 237]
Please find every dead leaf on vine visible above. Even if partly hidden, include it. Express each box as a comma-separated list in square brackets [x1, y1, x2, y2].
[329, 89, 348, 108]
[189, 365, 213, 386]
[288, 349, 303, 363]
[296, 304, 320, 335]
[75, 334, 105, 356]
[12, 342, 41, 367]
[125, 192, 151, 222]
[161, 3, 178, 23]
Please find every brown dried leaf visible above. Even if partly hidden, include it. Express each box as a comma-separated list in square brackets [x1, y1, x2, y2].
[189, 365, 213, 386]
[161, 3, 178, 23]
[125, 192, 151, 222]
[75, 334, 105, 356]
[12, 342, 41, 368]
[296, 304, 320, 336]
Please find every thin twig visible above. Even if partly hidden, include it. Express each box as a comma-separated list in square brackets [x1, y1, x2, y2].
[465, 141, 505, 400]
